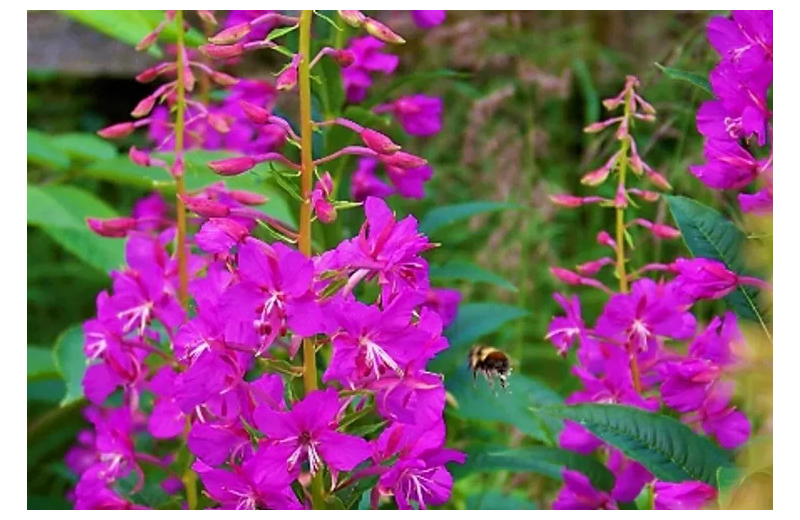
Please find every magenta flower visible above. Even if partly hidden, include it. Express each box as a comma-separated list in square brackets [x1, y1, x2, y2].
[558, 420, 603, 455]
[194, 459, 302, 510]
[351, 158, 395, 201]
[739, 184, 773, 214]
[659, 359, 721, 412]
[382, 95, 443, 137]
[708, 62, 771, 146]
[687, 381, 750, 449]
[386, 163, 434, 199]
[553, 469, 617, 510]
[422, 288, 461, 328]
[252, 388, 371, 483]
[594, 279, 696, 353]
[653, 480, 716, 510]
[373, 421, 465, 510]
[607, 449, 653, 502]
[688, 311, 741, 366]
[411, 10, 446, 28]
[147, 366, 186, 439]
[689, 138, 763, 190]
[342, 36, 399, 103]
[672, 257, 739, 300]
[707, 11, 772, 76]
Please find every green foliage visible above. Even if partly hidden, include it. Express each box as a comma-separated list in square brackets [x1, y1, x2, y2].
[540, 404, 734, 486]
[53, 325, 87, 406]
[28, 346, 59, 381]
[430, 261, 517, 291]
[655, 63, 712, 94]
[667, 195, 769, 323]
[28, 129, 71, 170]
[454, 445, 615, 491]
[27, 184, 125, 273]
[466, 491, 537, 510]
[420, 201, 519, 235]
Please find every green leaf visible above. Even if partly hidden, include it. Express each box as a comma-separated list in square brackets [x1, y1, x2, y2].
[716, 466, 742, 507]
[444, 302, 529, 349]
[49, 132, 118, 162]
[27, 184, 125, 272]
[666, 195, 770, 323]
[466, 491, 537, 510]
[317, 55, 345, 118]
[27, 129, 70, 170]
[84, 156, 174, 188]
[654, 63, 712, 94]
[454, 445, 615, 492]
[420, 201, 518, 235]
[265, 24, 299, 42]
[313, 10, 342, 30]
[59, 10, 163, 57]
[430, 261, 517, 291]
[28, 346, 59, 381]
[540, 404, 734, 486]
[446, 365, 562, 444]
[53, 324, 87, 406]
[369, 70, 471, 102]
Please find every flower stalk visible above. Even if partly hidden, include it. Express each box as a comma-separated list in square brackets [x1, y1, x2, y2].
[174, 10, 189, 308]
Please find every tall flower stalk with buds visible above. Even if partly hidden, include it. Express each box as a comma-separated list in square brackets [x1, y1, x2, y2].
[73, 10, 463, 511]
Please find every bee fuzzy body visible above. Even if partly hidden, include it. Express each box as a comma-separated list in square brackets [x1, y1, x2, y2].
[468, 346, 511, 390]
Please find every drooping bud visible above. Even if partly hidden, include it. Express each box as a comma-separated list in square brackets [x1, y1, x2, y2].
[615, 117, 629, 140]
[361, 128, 401, 154]
[550, 267, 582, 285]
[318, 172, 334, 197]
[97, 122, 135, 139]
[635, 93, 656, 115]
[379, 151, 426, 169]
[333, 49, 356, 67]
[581, 152, 619, 186]
[597, 230, 616, 249]
[180, 47, 195, 92]
[240, 100, 271, 124]
[200, 43, 245, 59]
[632, 218, 681, 240]
[312, 195, 337, 224]
[645, 166, 672, 191]
[131, 94, 157, 118]
[576, 257, 614, 277]
[276, 55, 301, 91]
[339, 10, 366, 28]
[197, 10, 218, 26]
[207, 113, 231, 133]
[171, 155, 185, 178]
[628, 188, 660, 202]
[549, 194, 584, 208]
[211, 71, 239, 87]
[229, 190, 268, 206]
[86, 217, 137, 238]
[613, 184, 628, 209]
[583, 117, 622, 134]
[129, 146, 152, 167]
[209, 22, 252, 45]
[208, 156, 256, 176]
[179, 194, 230, 218]
[135, 31, 160, 52]
[364, 17, 406, 44]
[136, 62, 174, 83]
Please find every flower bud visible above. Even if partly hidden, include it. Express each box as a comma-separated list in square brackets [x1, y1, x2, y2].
[635, 94, 656, 115]
[583, 117, 622, 134]
[131, 94, 157, 118]
[364, 17, 406, 44]
[333, 49, 356, 67]
[550, 267, 582, 285]
[597, 231, 616, 249]
[549, 194, 584, 208]
[313, 197, 337, 224]
[628, 188, 660, 202]
[136, 63, 172, 83]
[240, 100, 271, 124]
[229, 190, 268, 206]
[576, 257, 614, 277]
[339, 10, 366, 28]
[613, 184, 628, 209]
[179, 194, 230, 218]
[97, 122, 135, 139]
[208, 156, 256, 176]
[318, 172, 334, 197]
[135, 31, 160, 52]
[86, 217, 137, 238]
[361, 128, 401, 154]
[211, 71, 239, 87]
[379, 151, 426, 169]
[171, 155, 185, 178]
[200, 43, 245, 59]
[651, 224, 681, 240]
[197, 10, 217, 26]
[129, 146, 152, 167]
[646, 167, 673, 191]
[276, 55, 300, 91]
[615, 117, 629, 140]
[207, 113, 231, 133]
[210, 23, 252, 45]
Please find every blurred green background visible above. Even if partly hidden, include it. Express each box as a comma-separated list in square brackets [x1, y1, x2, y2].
[28, 10, 739, 509]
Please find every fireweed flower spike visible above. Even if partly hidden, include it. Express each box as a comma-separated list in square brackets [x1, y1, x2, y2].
[72, 10, 461, 510]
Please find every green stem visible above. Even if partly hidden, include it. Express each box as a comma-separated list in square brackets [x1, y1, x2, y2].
[174, 10, 189, 308]
[298, 10, 325, 510]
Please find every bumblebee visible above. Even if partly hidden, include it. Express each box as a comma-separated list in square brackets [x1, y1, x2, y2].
[468, 346, 511, 390]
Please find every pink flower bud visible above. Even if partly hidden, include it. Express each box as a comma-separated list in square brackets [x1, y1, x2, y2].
[208, 156, 256, 176]
[200, 43, 245, 59]
[171, 155, 185, 178]
[313, 197, 337, 224]
[240, 100, 271, 124]
[583, 117, 622, 134]
[635, 94, 656, 115]
[135, 31, 159, 52]
[209, 22, 252, 45]
[211, 71, 239, 87]
[614, 184, 628, 209]
[131, 94, 157, 118]
[197, 10, 217, 26]
[602, 94, 624, 111]
[629, 188, 660, 202]
[136, 63, 172, 83]
[318, 172, 334, 197]
[339, 10, 366, 27]
[213, 218, 250, 243]
[228, 190, 268, 206]
[549, 194, 584, 208]
[364, 17, 406, 44]
[550, 267, 582, 285]
[207, 113, 231, 133]
[129, 146, 152, 167]
[331, 49, 355, 68]
[597, 230, 616, 249]
[86, 217, 137, 238]
[97, 122, 135, 139]
[379, 151, 426, 169]
[651, 224, 681, 240]
[615, 117, 629, 140]
[576, 257, 614, 277]
[361, 128, 401, 154]
[276, 55, 300, 91]
[180, 194, 230, 218]
[646, 167, 672, 191]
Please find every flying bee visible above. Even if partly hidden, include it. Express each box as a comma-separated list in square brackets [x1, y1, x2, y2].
[468, 345, 512, 391]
